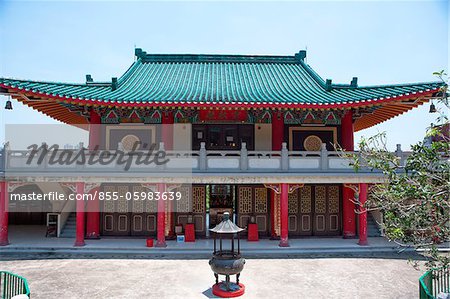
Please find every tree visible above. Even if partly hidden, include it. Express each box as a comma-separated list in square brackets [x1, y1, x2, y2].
[345, 71, 449, 269]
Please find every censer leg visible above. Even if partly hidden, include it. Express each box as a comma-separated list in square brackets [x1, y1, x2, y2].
[236, 273, 240, 285]
[225, 275, 230, 291]
[214, 273, 219, 284]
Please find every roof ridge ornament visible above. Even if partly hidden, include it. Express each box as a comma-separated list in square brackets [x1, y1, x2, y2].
[295, 50, 307, 62]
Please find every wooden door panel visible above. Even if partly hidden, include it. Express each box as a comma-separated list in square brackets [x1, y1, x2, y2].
[237, 185, 269, 236]
[101, 184, 157, 236]
[174, 185, 206, 236]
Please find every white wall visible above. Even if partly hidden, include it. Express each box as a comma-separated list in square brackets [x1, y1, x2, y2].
[254, 123, 272, 151]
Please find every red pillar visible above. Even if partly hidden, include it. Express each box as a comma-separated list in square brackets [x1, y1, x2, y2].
[74, 182, 86, 247]
[341, 110, 356, 239]
[341, 110, 354, 151]
[161, 113, 174, 238]
[272, 111, 284, 151]
[358, 183, 368, 246]
[0, 182, 9, 246]
[87, 109, 101, 239]
[88, 109, 101, 150]
[156, 183, 167, 247]
[161, 111, 174, 150]
[86, 186, 100, 239]
[342, 186, 356, 238]
[279, 183, 289, 247]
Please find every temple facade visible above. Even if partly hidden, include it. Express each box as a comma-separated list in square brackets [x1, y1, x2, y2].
[0, 49, 443, 247]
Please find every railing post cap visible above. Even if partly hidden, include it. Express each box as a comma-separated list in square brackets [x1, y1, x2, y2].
[200, 142, 206, 149]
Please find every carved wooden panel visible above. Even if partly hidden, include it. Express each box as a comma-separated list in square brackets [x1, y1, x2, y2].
[238, 187, 253, 214]
[192, 186, 205, 213]
[314, 186, 326, 214]
[103, 186, 115, 213]
[303, 135, 322, 151]
[254, 188, 268, 213]
[176, 185, 192, 213]
[300, 185, 312, 213]
[288, 189, 298, 214]
[328, 185, 340, 214]
[132, 185, 144, 213]
[117, 186, 129, 213]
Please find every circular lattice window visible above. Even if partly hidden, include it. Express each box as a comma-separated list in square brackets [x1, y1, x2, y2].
[303, 135, 323, 151]
[121, 134, 140, 151]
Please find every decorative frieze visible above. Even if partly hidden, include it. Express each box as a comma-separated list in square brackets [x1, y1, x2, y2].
[284, 109, 344, 125]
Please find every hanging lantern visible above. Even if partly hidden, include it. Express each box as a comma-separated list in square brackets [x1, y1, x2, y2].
[4, 100, 12, 110]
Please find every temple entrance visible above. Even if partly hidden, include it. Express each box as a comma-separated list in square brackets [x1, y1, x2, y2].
[288, 184, 341, 236]
[208, 185, 235, 229]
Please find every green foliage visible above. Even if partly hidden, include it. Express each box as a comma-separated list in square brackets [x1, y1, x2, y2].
[345, 72, 449, 269]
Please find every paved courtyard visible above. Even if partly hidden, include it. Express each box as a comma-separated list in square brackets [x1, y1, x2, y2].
[1, 258, 422, 298]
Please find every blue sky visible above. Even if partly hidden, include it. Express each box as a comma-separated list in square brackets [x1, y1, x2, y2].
[0, 0, 448, 150]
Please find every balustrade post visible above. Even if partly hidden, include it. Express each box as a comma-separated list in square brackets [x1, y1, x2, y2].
[320, 143, 328, 170]
[281, 142, 288, 171]
[395, 144, 405, 166]
[3, 142, 9, 170]
[199, 142, 207, 171]
[240, 142, 248, 171]
[158, 142, 166, 171]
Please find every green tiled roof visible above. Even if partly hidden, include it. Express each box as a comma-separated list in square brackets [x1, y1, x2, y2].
[0, 49, 442, 107]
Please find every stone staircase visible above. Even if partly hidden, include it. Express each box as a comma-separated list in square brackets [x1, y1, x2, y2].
[367, 214, 382, 237]
[60, 212, 76, 238]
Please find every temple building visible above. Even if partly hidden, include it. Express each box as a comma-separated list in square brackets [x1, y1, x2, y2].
[0, 49, 443, 248]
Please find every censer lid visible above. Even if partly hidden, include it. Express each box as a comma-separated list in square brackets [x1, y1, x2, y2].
[209, 212, 245, 234]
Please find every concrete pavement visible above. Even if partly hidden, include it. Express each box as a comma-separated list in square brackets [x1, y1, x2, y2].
[1, 258, 423, 299]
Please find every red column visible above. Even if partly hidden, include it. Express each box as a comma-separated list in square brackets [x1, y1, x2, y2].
[341, 110, 354, 151]
[279, 183, 289, 247]
[86, 186, 100, 239]
[87, 109, 101, 239]
[161, 111, 174, 150]
[0, 182, 9, 246]
[156, 183, 167, 247]
[88, 109, 101, 150]
[74, 182, 86, 247]
[161, 113, 175, 238]
[358, 183, 368, 246]
[342, 186, 356, 238]
[272, 111, 284, 151]
[342, 110, 356, 239]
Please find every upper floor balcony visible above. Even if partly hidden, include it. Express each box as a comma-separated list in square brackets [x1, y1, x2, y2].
[0, 142, 411, 184]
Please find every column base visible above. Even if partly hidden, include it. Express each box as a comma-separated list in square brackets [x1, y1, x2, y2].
[74, 241, 86, 247]
[0, 240, 9, 246]
[358, 240, 369, 246]
[155, 240, 167, 248]
[278, 239, 290, 247]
